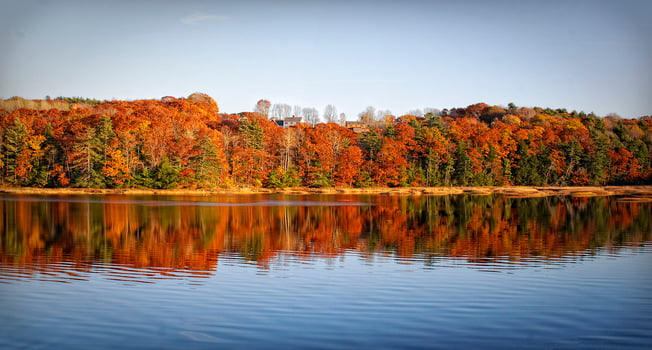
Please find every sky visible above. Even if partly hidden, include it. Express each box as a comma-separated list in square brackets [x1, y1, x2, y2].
[1, 0, 651, 119]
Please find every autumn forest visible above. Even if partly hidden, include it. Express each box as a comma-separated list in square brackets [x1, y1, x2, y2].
[1, 94, 651, 189]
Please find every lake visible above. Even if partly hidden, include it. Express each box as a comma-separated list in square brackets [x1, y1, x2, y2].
[0, 193, 651, 349]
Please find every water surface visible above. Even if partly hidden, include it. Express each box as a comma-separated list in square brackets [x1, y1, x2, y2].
[1, 193, 651, 349]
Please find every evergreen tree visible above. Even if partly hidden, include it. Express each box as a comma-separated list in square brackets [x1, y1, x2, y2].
[588, 129, 609, 185]
[443, 154, 454, 186]
[630, 139, 650, 173]
[238, 118, 264, 150]
[383, 125, 397, 139]
[72, 127, 103, 187]
[423, 148, 438, 186]
[560, 140, 583, 184]
[502, 158, 512, 185]
[2, 118, 29, 185]
[359, 129, 382, 162]
[613, 121, 632, 144]
[483, 144, 499, 185]
[535, 144, 552, 185]
[453, 141, 473, 185]
[96, 115, 115, 163]
[267, 167, 301, 188]
[513, 142, 549, 185]
[43, 125, 65, 186]
[153, 156, 180, 189]
[514, 141, 532, 185]
[192, 137, 224, 185]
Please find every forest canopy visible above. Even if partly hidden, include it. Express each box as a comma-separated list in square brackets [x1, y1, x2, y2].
[0, 95, 650, 189]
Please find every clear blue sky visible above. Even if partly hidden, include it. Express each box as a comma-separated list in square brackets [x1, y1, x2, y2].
[2, 0, 651, 119]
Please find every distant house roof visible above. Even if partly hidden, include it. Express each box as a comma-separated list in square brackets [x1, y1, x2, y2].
[283, 116, 303, 128]
[284, 116, 302, 123]
[345, 121, 369, 133]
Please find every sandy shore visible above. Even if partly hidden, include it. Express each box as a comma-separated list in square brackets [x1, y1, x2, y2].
[1, 185, 652, 199]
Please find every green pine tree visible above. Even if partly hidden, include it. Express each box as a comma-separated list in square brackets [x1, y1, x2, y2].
[454, 141, 473, 185]
[359, 129, 382, 162]
[96, 115, 115, 163]
[588, 129, 609, 185]
[2, 118, 29, 185]
[192, 137, 224, 186]
[238, 118, 264, 150]
[153, 156, 180, 189]
[72, 127, 104, 187]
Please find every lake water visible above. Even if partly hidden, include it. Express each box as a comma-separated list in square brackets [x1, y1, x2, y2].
[1, 193, 651, 349]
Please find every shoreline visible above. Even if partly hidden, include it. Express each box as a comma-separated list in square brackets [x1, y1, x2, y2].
[1, 185, 652, 199]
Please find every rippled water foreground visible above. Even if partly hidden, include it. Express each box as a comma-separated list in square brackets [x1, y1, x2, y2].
[1, 193, 651, 349]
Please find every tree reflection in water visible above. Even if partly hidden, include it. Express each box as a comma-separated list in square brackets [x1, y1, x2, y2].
[1, 194, 650, 275]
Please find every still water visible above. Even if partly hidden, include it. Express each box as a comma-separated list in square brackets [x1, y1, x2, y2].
[0, 193, 651, 349]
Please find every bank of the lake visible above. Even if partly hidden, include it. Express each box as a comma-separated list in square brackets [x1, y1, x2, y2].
[2, 185, 652, 200]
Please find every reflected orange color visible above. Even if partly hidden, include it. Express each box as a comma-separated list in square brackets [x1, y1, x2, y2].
[0, 194, 650, 275]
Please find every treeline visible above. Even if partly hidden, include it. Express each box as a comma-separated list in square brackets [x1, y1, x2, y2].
[51, 96, 104, 105]
[0, 95, 650, 188]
